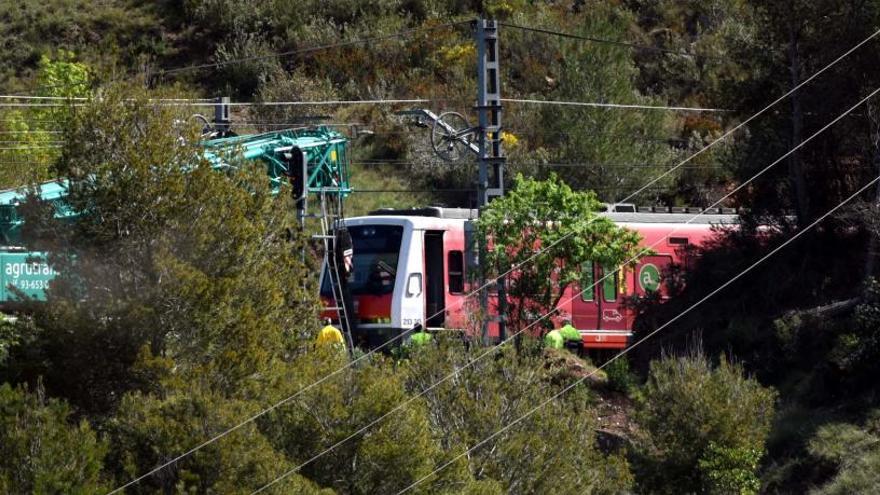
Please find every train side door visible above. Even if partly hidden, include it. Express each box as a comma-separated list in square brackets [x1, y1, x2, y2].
[572, 261, 600, 331]
[424, 230, 445, 328]
[597, 264, 629, 333]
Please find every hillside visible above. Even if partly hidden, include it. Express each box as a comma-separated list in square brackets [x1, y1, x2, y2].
[2, 1, 880, 493]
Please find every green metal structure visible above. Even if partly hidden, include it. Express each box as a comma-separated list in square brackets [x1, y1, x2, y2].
[0, 126, 351, 306]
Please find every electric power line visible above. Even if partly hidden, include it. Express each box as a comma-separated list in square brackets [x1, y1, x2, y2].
[501, 97, 728, 113]
[0, 98, 443, 109]
[0, 146, 62, 151]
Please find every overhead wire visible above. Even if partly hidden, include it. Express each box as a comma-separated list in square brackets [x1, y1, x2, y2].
[111, 23, 880, 495]
[0, 98, 438, 108]
[0, 146, 62, 151]
[250, 81, 880, 495]
[396, 173, 880, 495]
[0, 95, 213, 102]
[500, 97, 727, 113]
[0, 97, 725, 112]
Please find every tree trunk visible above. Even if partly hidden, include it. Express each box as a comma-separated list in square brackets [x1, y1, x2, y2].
[788, 23, 810, 227]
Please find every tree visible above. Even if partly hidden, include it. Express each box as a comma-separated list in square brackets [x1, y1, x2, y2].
[506, 2, 681, 204]
[259, 347, 464, 495]
[476, 174, 643, 332]
[106, 375, 328, 494]
[634, 351, 776, 494]
[403, 336, 634, 494]
[714, 0, 880, 226]
[0, 383, 107, 494]
[10, 83, 318, 415]
[0, 52, 90, 188]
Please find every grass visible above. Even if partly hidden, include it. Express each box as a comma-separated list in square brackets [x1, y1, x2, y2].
[345, 163, 431, 217]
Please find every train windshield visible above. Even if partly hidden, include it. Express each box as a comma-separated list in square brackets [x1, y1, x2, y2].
[321, 225, 404, 296]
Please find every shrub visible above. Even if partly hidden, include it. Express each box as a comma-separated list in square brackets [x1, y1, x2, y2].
[0, 383, 106, 494]
[806, 417, 880, 495]
[697, 442, 762, 495]
[605, 356, 638, 394]
[635, 352, 776, 493]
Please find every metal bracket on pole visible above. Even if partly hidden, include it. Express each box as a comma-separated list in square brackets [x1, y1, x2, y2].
[213, 96, 232, 137]
[475, 19, 505, 206]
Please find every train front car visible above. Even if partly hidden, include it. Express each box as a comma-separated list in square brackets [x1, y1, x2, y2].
[319, 208, 474, 348]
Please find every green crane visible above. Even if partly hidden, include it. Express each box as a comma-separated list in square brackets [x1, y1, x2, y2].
[0, 125, 351, 307]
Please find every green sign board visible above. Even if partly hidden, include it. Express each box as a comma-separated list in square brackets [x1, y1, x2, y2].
[0, 252, 55, 303]
[638, 263, 661, 292]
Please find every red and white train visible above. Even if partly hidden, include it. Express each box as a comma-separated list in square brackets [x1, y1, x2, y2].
[320, 206, 737, 349]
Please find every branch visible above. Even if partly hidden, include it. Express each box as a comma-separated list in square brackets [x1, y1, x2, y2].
[781, 297, 860, 320]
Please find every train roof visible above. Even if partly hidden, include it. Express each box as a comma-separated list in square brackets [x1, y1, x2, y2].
[365, 206, 739, 225]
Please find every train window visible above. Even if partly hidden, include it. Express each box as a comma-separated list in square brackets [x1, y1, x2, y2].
[602, 265, 618, 302]
[581, 261, 594, 301]
[406, 273, 422, 297]
[448, 251, 465, 294]
[668, 236, 689, 246]
[347, 225, 403, 296]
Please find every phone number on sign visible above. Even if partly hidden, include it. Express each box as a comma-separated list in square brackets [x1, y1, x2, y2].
[11, 279, 51, 291]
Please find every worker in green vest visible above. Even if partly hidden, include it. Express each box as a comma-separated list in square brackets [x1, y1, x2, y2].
[559, 320, 581, 343]
[544, 329, 564, 349]
[406, 322, 432, 347]
[559, 319, 582, 353]
[410, 331, 433, 346]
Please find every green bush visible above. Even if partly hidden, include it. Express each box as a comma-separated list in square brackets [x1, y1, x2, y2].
[806, 417, 880, 495]
[403, 336, 634, 494]
[605, 356, 638, 394]
[635, 352, 776, 494]
[107, 381, 326, 494]
[697, 442, 762, 495]
[0, 383, 107, 494]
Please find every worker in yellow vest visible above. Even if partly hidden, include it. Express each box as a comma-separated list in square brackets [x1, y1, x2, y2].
[317, 319, 345, 346]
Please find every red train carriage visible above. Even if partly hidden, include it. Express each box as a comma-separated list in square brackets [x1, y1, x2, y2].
[320, 206, 738, 349]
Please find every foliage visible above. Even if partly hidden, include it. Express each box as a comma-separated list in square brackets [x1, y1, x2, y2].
[106, 377, 326, 494]
[402, 336, 634, 494]
[697, 442, 763, 495]
[0, 383, 107, 494]
[634, 351, 776, 494]
[605, 356, 639, 394]
[8, 84, 318, 415]
[516, 2, 682, 204]
[0, 321, 20, 365]
[0, 53, 90, 188]
[477, 174, 643, 331]
[261, 347, 459, 494]
[806, 417, 880, 495]
[828, 278, 880, 380]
